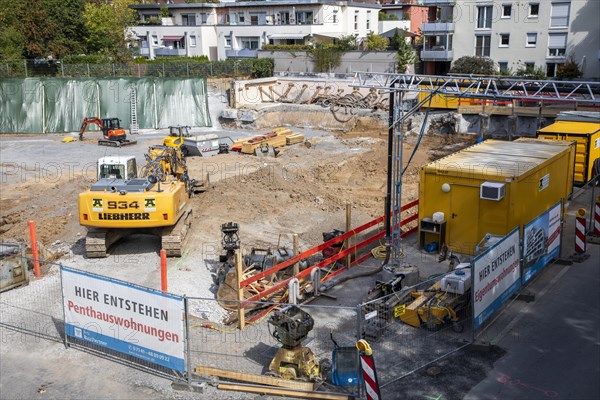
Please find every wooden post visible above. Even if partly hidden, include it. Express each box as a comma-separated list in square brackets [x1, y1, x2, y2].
[293, 234, 299, 276]
[28, 221, 40, 278]
[160, 249, 167, 292]
[236, 251, 246, 330]
[346, 203, 352, 268]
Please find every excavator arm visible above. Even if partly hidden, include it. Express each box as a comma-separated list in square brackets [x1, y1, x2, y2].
[79, 118, 105, 141]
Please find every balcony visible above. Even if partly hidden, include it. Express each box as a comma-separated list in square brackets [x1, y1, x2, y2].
[139, 47, 150, 56]
[421, 22, 454, 33]
[421, 49, 454, 61]
[226, 49, 258, 59]
[154, 48, 186, 57]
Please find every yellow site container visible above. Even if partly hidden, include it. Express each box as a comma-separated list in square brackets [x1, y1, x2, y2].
[537, 112, 600, 185]
[419, 139, 575, 255]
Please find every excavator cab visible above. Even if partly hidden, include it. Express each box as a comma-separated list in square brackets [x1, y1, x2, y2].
[163, 126, 192, 153]
[100, 118, 126, 141]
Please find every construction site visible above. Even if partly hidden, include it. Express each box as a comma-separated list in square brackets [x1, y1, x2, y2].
[1, 74, 600, 400]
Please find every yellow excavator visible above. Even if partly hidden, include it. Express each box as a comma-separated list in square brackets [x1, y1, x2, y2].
[78, 146, 206, 258]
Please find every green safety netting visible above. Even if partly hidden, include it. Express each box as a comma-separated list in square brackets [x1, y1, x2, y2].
[0, 77, 211, 133]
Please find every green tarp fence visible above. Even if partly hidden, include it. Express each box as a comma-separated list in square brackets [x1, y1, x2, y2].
[0, 77, 211, 133]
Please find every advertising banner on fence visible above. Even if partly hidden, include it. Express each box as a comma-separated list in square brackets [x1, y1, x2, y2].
[61, 267, 185, 371]
[473, 227, 521, 330]
[522, 201, 562, 285]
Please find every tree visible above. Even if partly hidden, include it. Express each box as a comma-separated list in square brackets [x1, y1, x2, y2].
[83, 0, 140, 61]
[514, 63, 546, 80]
[395, 32, 416, 73]
[556, 55, 583, 79]
[365, 32, 388, 51]
[450, 56, 496, 75]
[335, 34, 359, 51]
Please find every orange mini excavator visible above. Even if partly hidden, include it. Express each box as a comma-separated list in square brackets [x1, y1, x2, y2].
[79, 117, 137, 147]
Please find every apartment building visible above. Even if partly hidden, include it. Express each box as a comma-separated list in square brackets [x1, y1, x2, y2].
[420, 0, 599, 78]
[379, 0, 428, 36]
[129, 1, 381, 61]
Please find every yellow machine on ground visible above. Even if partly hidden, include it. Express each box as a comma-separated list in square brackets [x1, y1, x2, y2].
[399, 265, 471, 332]
[163, 126, 192, 152]
[78, 146, 205, 258]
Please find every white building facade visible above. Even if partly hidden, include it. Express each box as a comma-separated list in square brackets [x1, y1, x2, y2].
[129, 1, 381, 61]
[420, 0, 599, 78]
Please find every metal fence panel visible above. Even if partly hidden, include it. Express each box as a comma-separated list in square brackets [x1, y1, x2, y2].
[0, 255, 64, 342]
[187, 298, 362, 396]
[358, 275, 474, 396]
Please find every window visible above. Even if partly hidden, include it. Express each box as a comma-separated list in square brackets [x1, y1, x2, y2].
[477, 6, 493, 29]
[218, 13, 230, 25]
[502, 4, 512, 18]
[366, 10, 371, 30]
[475, 35, 491, 57]
[296, 11, 313, 25]
[240, 37, 259, 50]
[190, 35, 197, 47]
[548, 33, 567, 56]
[152, 35, 158, 46]
[354, 11, 359, 30]
[550, 3, 570, 28]
[200, 13, 207, 25]
[499, 62, 509, 72]
[525, 62, 535, 70]
[225, 35, 231, 47]
[500, 33, 510, 47]
[547, 63, 557, 77]
[529, 3, 539, 17]
[278, 11, 289, 24]
[526, 32, 537, 47]
[238, 12, 245, 24]
[332, 10, 338, 24]
[182, 14, 196, 26]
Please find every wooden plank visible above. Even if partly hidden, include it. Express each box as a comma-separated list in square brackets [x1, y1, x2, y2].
[194, 366, 315, 391]
[218, 383, 349, 400]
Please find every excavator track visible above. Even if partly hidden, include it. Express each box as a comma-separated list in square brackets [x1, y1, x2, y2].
[84, 228, 134, 258]
[84, 207, 191, 258]
[161, 206, 193, 257]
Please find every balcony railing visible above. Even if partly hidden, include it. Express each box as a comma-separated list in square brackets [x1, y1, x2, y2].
[154, 48, 187, 57]
[421, 49, 454, 61]
[421, 22, 455, 32]
[226, 49, 258, 58]
[417, 0, 456, 5]
[139, 47, 150, 56]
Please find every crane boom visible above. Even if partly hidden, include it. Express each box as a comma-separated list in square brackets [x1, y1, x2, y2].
[352, 73, 600, 103]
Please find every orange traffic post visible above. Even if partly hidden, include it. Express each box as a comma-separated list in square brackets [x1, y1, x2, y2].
[28, 221, 41, 278]
[160, 249, 167, 292]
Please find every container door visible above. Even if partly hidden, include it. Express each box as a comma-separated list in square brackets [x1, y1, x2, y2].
[567, 135, 589, 184]
[448, 185, 480, 255]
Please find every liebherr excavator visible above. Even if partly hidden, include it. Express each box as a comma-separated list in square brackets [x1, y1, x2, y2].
[78, 146, 206, 258]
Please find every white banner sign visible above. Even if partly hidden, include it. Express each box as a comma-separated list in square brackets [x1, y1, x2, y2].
[61, 267, 185, 371]
[473, 228, 521, 330]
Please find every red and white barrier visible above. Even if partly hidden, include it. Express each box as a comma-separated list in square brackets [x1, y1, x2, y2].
[357, 340, 381, 400]
[594, 196, 600, 236]
[575, 209, 586, 254]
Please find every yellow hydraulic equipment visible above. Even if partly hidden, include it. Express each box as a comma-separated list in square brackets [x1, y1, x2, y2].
[163, 126, 192, 154]
[399, 267, 471, 332]
[268, 306, 321, 381]
[78, 146, 205, 258]
[231, 127, 305, 155]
